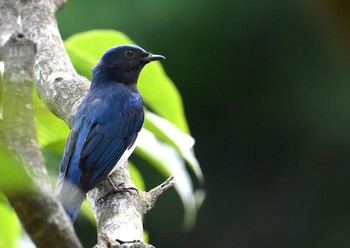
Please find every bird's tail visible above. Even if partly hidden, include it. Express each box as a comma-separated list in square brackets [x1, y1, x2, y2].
[55, 176, 85, 223]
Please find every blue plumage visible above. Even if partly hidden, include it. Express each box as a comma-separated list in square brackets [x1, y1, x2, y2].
[55, 45, 165, 222]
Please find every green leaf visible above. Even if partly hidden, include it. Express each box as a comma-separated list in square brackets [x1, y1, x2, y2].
[143, 231, 149, 243]
[142, 111, 205, 227]
[80, 199, 95, 225]
[0, 200, 21, 248]
[129, 161, 146, 191]
[64, 29, 189, 133]
[135, 129, 202, 227]
[0, 145, 33, 193]
[0, 61, 4, 120]
[33, 89, 70, 148]
[144, 111, 204, 184]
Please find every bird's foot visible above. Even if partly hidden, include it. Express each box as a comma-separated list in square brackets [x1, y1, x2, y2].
[97, 183, 138, 202]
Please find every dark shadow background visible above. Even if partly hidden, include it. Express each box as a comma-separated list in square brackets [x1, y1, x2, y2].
[57, 0, 350, 247]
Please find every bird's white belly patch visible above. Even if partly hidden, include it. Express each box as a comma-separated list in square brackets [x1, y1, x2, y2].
[108, 134, 139, 175]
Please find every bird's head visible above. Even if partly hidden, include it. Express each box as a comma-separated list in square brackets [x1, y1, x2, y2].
[92, 45, 165, 85]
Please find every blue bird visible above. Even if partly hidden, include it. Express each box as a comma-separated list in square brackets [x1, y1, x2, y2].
[54, 45, 165, 222]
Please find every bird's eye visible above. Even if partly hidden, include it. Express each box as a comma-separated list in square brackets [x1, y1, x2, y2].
[124, 50, 135, 58]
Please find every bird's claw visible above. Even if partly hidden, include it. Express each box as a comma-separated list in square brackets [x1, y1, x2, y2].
[97, 183, 138, 202]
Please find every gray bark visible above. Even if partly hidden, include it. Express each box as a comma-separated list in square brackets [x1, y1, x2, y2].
[0, 0, 174, 247]
[89, 162, 174, 248]
[20, 0, 90, 126]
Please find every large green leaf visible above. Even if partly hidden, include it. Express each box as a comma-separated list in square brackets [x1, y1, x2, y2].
[0, 145, 33, 193]
[144, 111, 204, 185]
[33, 89, 70, 148]
[0, 113, 34, 247]
[135, 129, 205, 227]
[0, 149, 32, 247]
[64, 29, 189, 133]
[0, 200, 20, 248]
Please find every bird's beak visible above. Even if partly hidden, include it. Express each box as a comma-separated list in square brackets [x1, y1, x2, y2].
[142, 53, 166, 62]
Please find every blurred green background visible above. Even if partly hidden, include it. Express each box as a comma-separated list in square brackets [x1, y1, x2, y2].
[56, 0, 350, 247]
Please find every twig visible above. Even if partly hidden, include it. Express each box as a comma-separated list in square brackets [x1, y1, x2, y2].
[143, 176, 175, 213]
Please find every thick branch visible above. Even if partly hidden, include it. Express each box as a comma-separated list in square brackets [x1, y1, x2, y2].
[0, 0, 20, 47]
[1, 33, 82, 248]
[2, 34, 50, 190]
[21, 0, 89, 126]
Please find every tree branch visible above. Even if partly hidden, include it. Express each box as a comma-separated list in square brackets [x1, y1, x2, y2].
[0, 0, 20, 47]
[88, 162, 175, 248]
[21, 0, 90, 127]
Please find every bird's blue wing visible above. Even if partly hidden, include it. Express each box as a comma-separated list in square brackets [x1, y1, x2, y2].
[77, 96, 144, 192]
[54, 114, 85, 195]
[54, 112, 89, 222]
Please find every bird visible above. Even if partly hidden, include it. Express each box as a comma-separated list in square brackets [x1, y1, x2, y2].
[54, 44, 165, 222]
